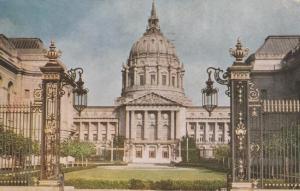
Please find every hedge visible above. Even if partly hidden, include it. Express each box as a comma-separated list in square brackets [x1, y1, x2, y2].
[176, 159, 229, 173]
[65, 179, 226, 190]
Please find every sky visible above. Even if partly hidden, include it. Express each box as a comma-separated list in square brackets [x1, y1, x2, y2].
[1, 0, 300, 106]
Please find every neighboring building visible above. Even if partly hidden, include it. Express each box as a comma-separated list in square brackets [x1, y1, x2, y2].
[246, 36, 300, 99]
[0, 34, 74, 139]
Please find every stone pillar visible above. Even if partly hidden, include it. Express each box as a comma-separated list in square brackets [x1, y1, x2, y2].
[177, 69, 180, 88]
[205, 122, 209, 142]
[170, 111, 175, 139]
[131, 111, 135, 140]
[106, 122, 109, 141]
[126, 110, 130, 139]
[214, 122, 218, 143]
[134, 67, 137, 85]
[97, 122, 101, 143]
[144, 66, 148, 85]
[157, 65, 160, 85]
[175, 111, 180, 139]
[125, 68, 129, 87]
[88, 122, 93, 141]
[157, 110, 161, 140]
[229, 39, 251, 182]
[168, 66, 171, 86]
[79, 122, 84, 141]
[144, 111, 148, 140]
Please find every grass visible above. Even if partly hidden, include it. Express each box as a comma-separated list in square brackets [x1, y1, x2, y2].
[65, 165, 226, 181]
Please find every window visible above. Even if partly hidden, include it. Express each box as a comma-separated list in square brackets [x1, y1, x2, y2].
[218, 135, 224, 142]
[218, 123, 224, 131]
[102, 134, 107, 141]
[190, 123, 196, 130]
[199, 134, 204, 142]
[136, 147, 143, 158]
[84, 134, 88, 141]
[172, 76, 175, 86]
[162, 147, 169, 159]
[149, 147, 156, 158]
[209, 123, 215, 132]
[139, 75, 144, 85]
[93, 134, 98, 141]
[209, 134, 214, 142]
[150, 74, 156, 85]
[7, 81, 13, 103]
[24, 89, 30, 98]
[161, 125, 169, 140]
[162, 75, 167, 85]
[199, 123, 205, 131]
[136, 125, 143, 140]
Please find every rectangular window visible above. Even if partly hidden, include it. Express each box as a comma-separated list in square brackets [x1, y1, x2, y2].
[162, 148, 169, 159]
[102, 134, 107, 141]
[24, 89, 30, 98]
[136, 147, 143, 158]
[209, 134, 214, 142]
[172, 76, 175, 86]
[84, 134, 88, 141]
[140, 75, 144, 85]
[199, 123, 205, 131]
[209, 123, 215, 132]
[218, 123, 224, 131]
[190, 123, 196, 130]
[261, 89, 267, 99]
[218, 135, 224, 142]
[149, 147, 156, 158]
[93, 134, 98, 141]
[199, 134, 204, 142]
[162, 75, 167, 85]
[150, 74, 156, 85]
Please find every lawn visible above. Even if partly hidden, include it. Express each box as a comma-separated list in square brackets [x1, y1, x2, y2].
[65, 165, 226, 181]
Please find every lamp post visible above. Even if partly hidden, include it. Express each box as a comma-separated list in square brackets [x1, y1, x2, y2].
[40, 41, 88, 183]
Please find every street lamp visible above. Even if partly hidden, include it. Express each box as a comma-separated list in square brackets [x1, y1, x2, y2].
[202, 70, 218, 116]
[69, 68, 88, 115]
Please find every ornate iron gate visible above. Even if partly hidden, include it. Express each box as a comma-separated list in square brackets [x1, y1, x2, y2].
[249, 98, 300, 189]
[0, 103, 41, 186]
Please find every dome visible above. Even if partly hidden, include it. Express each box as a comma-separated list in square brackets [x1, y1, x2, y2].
[129, 32, 178, 61]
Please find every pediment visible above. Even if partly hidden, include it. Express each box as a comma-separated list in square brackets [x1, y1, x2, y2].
[126, 93, 180, 106]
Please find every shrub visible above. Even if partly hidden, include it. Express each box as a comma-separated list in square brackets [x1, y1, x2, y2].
[65, 179, 226, 190]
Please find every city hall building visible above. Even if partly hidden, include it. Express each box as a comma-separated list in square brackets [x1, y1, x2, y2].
[0, 2, 232, 164]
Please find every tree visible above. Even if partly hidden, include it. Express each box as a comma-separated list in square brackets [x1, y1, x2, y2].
[213, 145, 230, 165]
[181, 136, 200, 163]
[60, 139, 96, 166]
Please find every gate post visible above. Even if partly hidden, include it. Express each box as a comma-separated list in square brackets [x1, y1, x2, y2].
[228, 39, 252, 188]
[40, 41, 64, 183]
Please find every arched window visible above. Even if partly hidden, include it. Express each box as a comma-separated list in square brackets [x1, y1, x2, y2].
[7, 81, 13, 104]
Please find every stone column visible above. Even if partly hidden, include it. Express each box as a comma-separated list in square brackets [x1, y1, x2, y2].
[144, 111, 148, 140]
[205, 122, 209, 142]
[144, 66, 148, 85]
[170, 111, 175, 139]
[88, 122, 93, 141]
[168, 66, 171, 86]
[125, 68, 129, 87]
[157, 65, 160, 85]
[79, 122, 84, 141]
[126, 110, 130, 139]
[97, 122, 101, 143]
[214, 122, 218, 143]
[157, 110, 161, 140]
[106, 122, 109, 141]
[175, 111, 180, 139]
[134, 67, 137, 85]
[131, 111, 135, 140]
[177, 69, 180, 88]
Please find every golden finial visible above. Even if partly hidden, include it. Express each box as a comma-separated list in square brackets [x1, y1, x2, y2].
[229, 38, 249, 63]
[46, 40, 61, 62]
